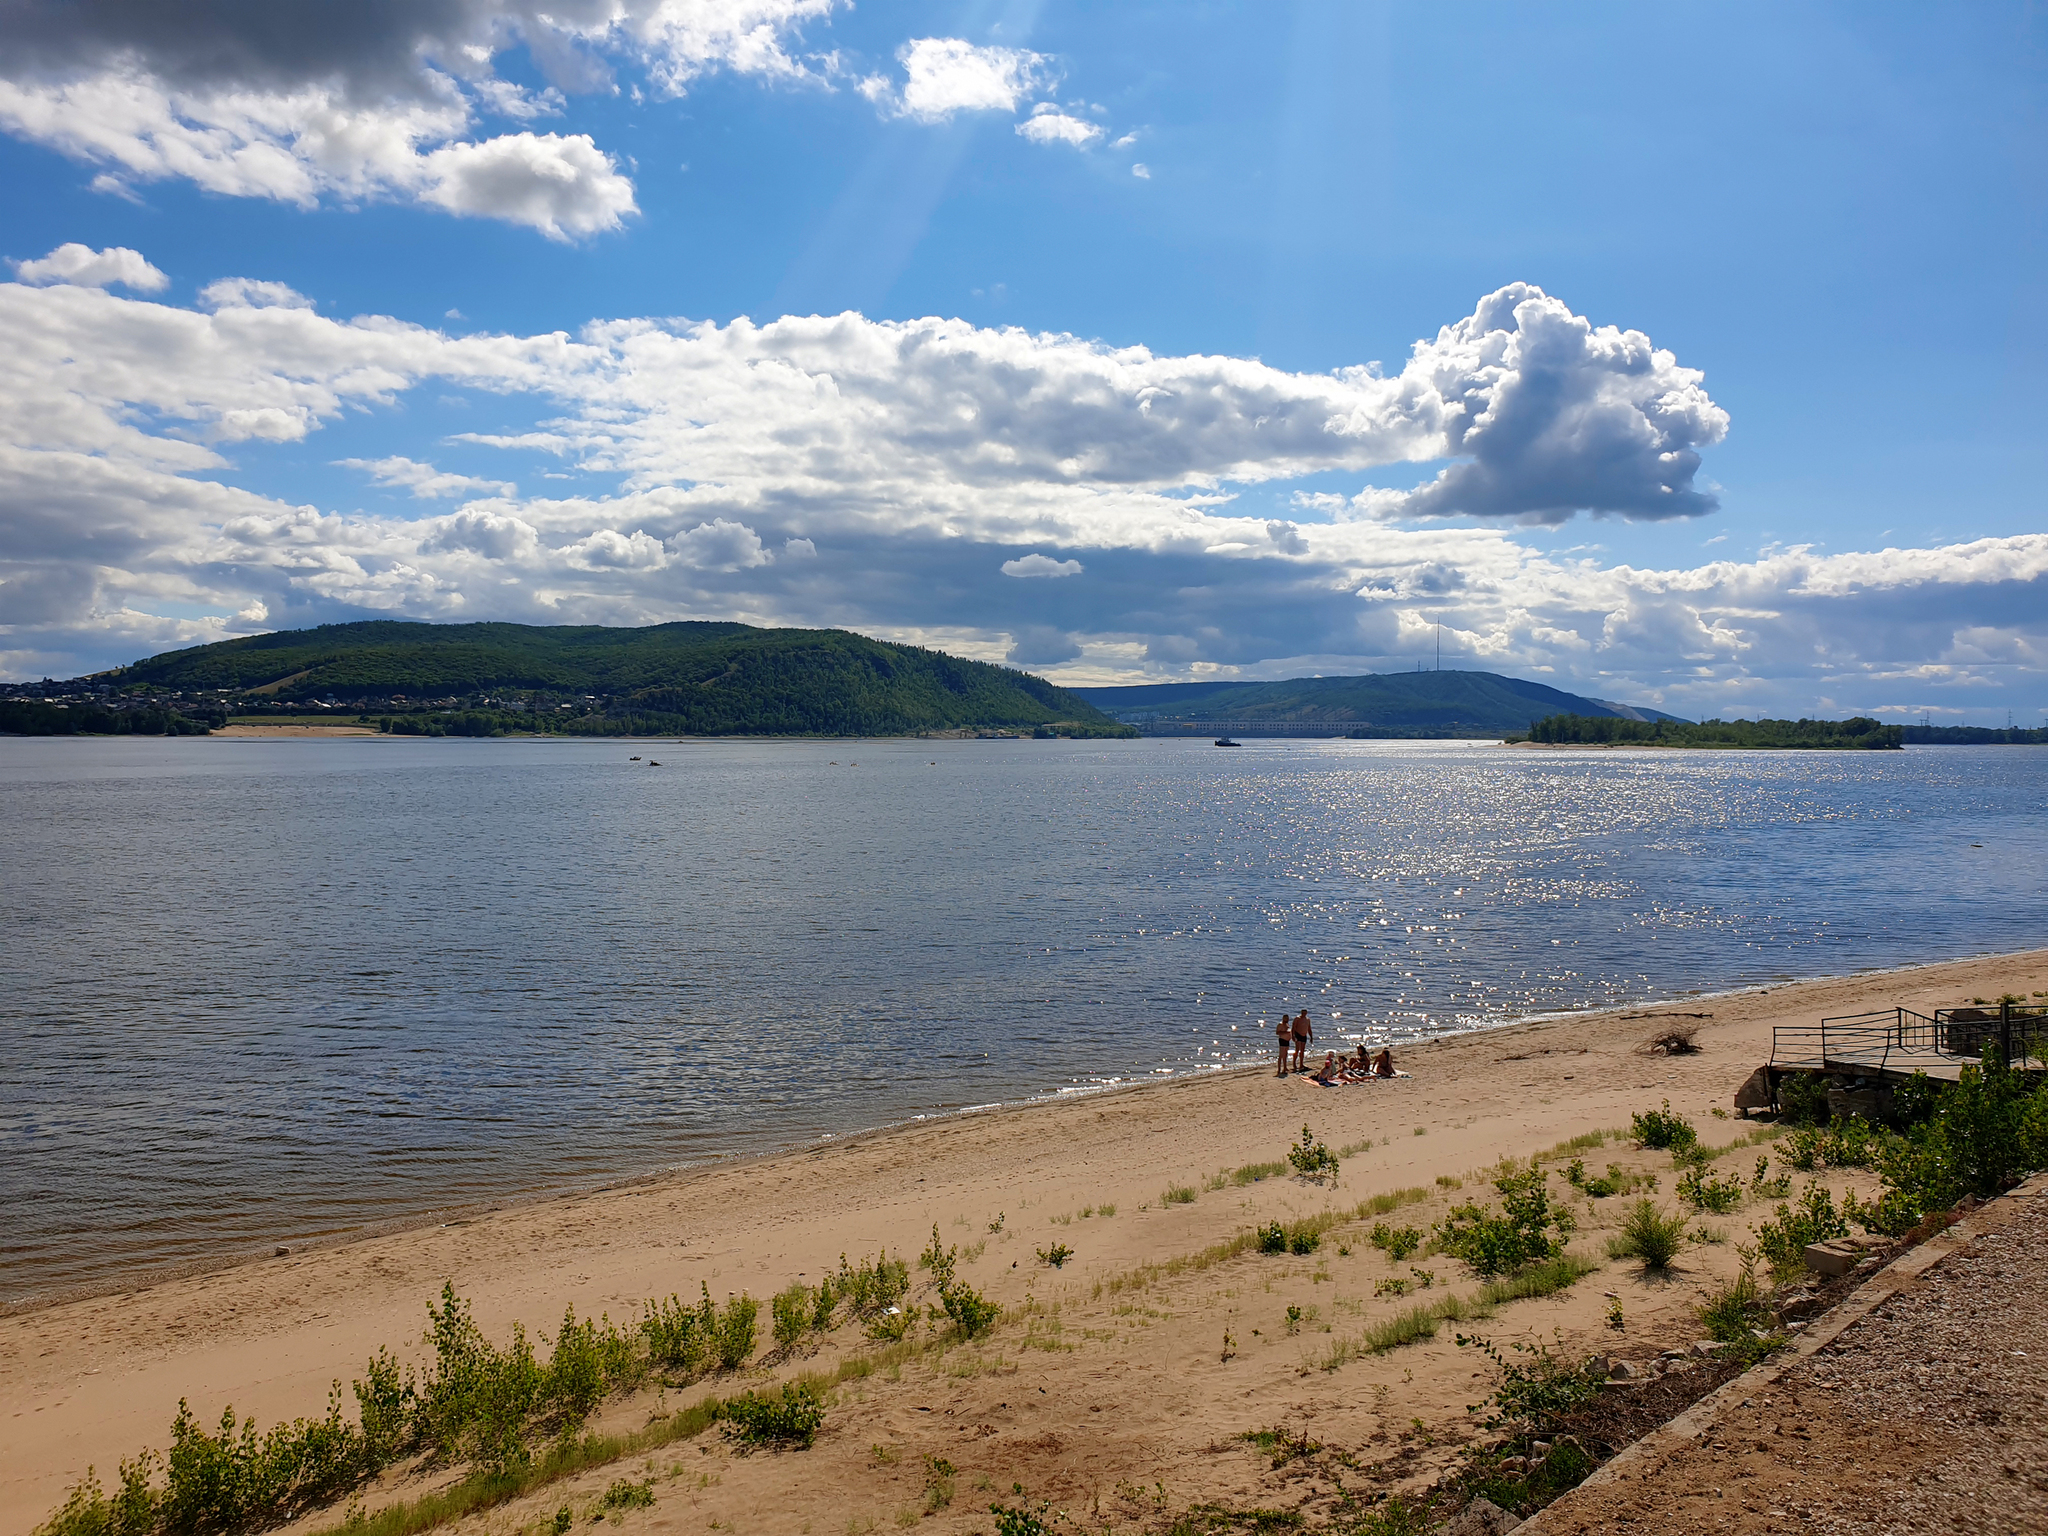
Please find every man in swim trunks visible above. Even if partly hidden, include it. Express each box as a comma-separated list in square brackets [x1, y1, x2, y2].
[1275, 1014, 1292, 1076]
[1291, 1010, 1312, 1073]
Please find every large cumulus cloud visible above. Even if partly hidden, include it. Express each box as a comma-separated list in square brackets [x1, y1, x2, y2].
[0, 251, 2039, 720]
[0, 0, 842, 235]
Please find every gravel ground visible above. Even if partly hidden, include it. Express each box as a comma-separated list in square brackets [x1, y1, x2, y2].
[1532, 1186, 2048, 1535]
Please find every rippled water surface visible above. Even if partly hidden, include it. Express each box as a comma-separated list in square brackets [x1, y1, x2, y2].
[3, 735, 2043, 1300]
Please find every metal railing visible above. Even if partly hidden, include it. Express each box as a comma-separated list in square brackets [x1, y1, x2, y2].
[1770, 1003, 2047, 1075]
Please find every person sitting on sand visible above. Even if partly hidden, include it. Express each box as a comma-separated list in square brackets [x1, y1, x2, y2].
[1370, 1047, 1396, 1078]
[1291, 1009, 1313, 1073]
[1312, 1051, 1341, 1084]
[1275, 1014, 1292, 1078]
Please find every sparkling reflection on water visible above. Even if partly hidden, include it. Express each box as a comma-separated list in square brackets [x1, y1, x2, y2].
[2, 735, 2042, 1300]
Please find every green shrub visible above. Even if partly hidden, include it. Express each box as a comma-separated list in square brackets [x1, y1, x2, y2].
[1563, 1160, 1654, 1199]
[417, 1283, 544, 1469]
[1695, 1252, 1781, 1362]
[1257, 1221, 1288, 1255]
[989, 1499, 1055, 1536]
[1754, 1181, 1849, 1276]
[1162, 1184, 1198, 1205]
[919, 1225, 957, 1288]
[1609, 1200, 1688, 1272]
[834, 1251, 911, 1318]
[1036, 1243, 1074, 1269]
[771, 1285, 812, 1353]
[1456, 1333, 1604, 1439]
[1783, 1117, 1877, 1172]
[1748, 1156, 1791, 1200]
[1675, 1164, 1744, 1214]
[640, 1288, 715, 1374]
[720, 1382, 826, 1449]
[1287, 1124, 1341, 1184]
[543, 1307, 637, 1422]
[1435, 1168, 1574, 1277]
[1629, 1101, 1697, 1152]
[598, 1479, 654, 1511]
[938, 1281, 1000, 1340]
[1777, 1073, 1829, 1126]
[1369, 1222, 1422, 1261]
[712, 1295, 757, 1371]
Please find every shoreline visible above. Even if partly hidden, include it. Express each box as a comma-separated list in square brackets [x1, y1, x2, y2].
[5, 945, 2030, 1320]
[5, 944, 2046, 1535]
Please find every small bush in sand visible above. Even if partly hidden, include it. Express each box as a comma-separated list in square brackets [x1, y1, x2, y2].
[1629, 1101, 1697, 1152]
[1369, 1222, 1421, 1261]
[598, 1478, 654, 1511]
[1609, 1199, 1689, 1272]
[921, 1456, 957, 1514]
[1287, 1124, 1341, 1184]
[1749, 1156, 1792, 1200]
[720, 1381, 825, 1450]
[1697, 1250, 1780, 1361]
[1754, 1180, 1849, 1276]
[834, 1251, 911, 1319]
[712, 1296, 758, 1372]
[1675, 1164, 1744, 1214]
[938, 1280, 1000, 1340]
[1435, 1168, 1574, 1277]
[1036, 1243, 1074, 1269]
[1161, 1183, 1198, 1205]
[918, 1225, 956, 1287]
[1783, 1117, 1878, 1172]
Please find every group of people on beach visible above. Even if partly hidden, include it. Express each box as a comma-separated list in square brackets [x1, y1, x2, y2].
[1273, 1009, 1395, 1081]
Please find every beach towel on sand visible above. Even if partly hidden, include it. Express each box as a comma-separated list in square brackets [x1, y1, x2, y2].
[1307, 1070, 1411, 1086]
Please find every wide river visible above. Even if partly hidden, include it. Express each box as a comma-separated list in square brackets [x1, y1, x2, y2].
[3, 735, 2043, 1302]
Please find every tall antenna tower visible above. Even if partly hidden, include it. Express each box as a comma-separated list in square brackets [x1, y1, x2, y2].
[1435, 623, 1440, 672]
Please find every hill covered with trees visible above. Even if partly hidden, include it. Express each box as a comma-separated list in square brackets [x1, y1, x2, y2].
[67, 621, 1133, 739]
[1070, 670, 1687, 737]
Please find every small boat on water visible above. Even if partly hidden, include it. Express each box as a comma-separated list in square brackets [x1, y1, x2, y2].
[1214, 736, 1241, 747]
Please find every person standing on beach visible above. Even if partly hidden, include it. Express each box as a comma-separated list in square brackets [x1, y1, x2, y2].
[1291, 1009, 1313, 1073]
[1275, 1014, 1292, 1076]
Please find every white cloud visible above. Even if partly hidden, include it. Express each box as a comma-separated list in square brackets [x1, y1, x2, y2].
[199, 277, 315, 311]
[870, 38, 1054, 122]
[0, 0, 837, 233]
[1130, 162, 1150, 179]
[1001, 553, 1083, 577]
[668, 518, 771, 570]
[13, 242, 167, 291]
[341, 455, 519, 499]
[1111, 132, 1139, 150]
[1016, 106, 1102, 149]
[1, 263, 2041, 719]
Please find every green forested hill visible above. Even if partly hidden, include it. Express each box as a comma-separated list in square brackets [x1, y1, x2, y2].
[97, 621, 1131, 737]
[1070, 670, 1687, 735]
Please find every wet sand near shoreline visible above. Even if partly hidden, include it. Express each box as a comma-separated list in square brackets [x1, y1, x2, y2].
[5, 949, 2045, 1536]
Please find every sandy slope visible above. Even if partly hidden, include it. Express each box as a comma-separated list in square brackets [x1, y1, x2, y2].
[5, 950, 2044, 1536]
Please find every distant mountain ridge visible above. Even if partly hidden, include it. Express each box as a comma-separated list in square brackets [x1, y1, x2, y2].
[1068, 671, 1688, 735]
[91, 620, 1131, 738]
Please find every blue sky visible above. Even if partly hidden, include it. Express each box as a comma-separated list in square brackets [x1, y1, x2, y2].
[1, 0, 2042, 720]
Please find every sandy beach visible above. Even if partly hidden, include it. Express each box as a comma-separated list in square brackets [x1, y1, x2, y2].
[6, 948, 2045, 1536]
